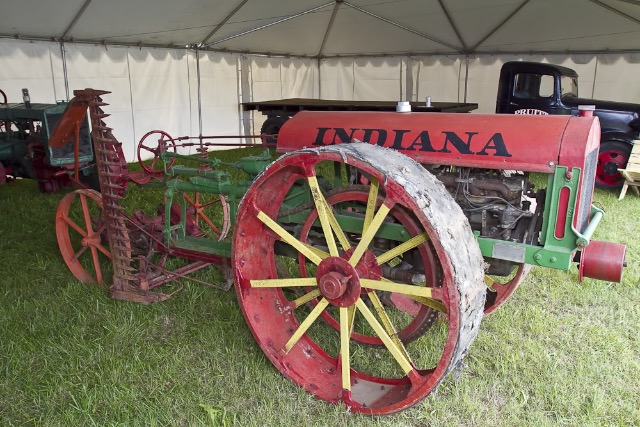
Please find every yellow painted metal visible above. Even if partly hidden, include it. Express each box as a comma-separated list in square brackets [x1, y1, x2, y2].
[302, 242, 330, 260]
[250, 277, 318, 288]
[348, 204, 391, 266]
[405, 294, 447, 313]
[376, 232, 429, 265]
[284, 297, 330, 353]
[327, 209, 351, 251]
[347, 304, 356, 334]
[367, 290, 411, 362]
[356, 299, 414, 374]
[307, 176, 339, 256]
[257, 211, 322, 265]
[484, 275, 495, 287]
[363, 178, 379, 233]
[339, 306, 351, 391]
[361, 278, 433, 299]
[288, 289, 322, 310]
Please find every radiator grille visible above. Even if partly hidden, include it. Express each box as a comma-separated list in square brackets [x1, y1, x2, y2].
[577, 147, 597, 233]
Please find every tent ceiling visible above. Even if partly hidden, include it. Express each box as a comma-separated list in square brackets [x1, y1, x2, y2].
[1, 0, 639, 57]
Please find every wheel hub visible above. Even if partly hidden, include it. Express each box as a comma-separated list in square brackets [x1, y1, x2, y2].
[316, 257, 361, 307]
[602, 161, 619, 176]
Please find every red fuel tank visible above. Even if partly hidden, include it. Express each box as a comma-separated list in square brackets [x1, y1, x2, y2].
[276, 111, 601, 173]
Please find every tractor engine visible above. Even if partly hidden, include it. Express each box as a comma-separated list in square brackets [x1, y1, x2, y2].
[276, 109, 626, 282]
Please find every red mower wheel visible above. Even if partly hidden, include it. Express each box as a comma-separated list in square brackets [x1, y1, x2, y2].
[232, 144, 486, 415]
[137, 130, 177, 175]
[56, 189, 112, 284]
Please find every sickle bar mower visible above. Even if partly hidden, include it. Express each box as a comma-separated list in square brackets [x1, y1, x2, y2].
[54, 89, 626, 415]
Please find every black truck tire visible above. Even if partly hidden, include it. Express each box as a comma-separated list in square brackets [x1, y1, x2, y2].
[260, 116, 290, 144]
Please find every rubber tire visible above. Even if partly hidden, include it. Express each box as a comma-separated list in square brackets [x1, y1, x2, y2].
[260, 116, 290, 144]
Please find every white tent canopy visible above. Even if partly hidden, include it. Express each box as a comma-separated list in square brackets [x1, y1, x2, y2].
[1, 0, 640, 160]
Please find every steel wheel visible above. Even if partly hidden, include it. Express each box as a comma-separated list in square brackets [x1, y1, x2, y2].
[233, 144, 485, 415]
[137, 130, 177, 175]
[483, 264, 531, 314]
[182, 192, 231, 240]
[56, 189, 111, 284]
[297, 186, 441, 346]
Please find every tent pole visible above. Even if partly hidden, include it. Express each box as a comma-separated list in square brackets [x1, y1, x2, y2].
[463, 55, 470, 103]
[60, 41, 70, 101]
[195, 47, 203, 139]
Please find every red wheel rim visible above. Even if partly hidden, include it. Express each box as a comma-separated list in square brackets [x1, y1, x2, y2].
[137, 130, 177, 175]
[596, 149, 628, 187]
[232, 144, 485, 414]
[298, 187, 440, 346]
[484, 264, 531, 314]
[56, 189, 111, 284]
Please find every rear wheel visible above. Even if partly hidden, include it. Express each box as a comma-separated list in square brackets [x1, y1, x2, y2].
[232, 143, 485, 415]
[596, 140, 631, 189]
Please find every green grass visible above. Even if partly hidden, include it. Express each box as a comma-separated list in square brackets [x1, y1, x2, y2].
[0, 161, 639, 426]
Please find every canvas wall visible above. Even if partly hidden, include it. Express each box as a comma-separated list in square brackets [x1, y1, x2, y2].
[2, 38, 640, 161]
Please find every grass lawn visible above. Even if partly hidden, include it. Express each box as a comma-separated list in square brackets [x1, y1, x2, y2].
[0, 153, 638, 427]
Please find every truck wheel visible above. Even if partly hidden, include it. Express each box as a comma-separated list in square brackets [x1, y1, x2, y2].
[232, 143, 486, 414]
[596, 141, 631, 189]
[260, 116, 289, 144]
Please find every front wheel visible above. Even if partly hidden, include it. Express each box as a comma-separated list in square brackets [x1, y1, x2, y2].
[232, 143, 486, 415]
[596, 140, 632, 189]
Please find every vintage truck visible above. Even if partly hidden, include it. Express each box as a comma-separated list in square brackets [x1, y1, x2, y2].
[496, 61, 640, 189]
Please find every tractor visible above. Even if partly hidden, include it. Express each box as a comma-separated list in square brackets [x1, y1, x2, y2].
[0, 89, 97, 192]
[52, 89, 626, 415]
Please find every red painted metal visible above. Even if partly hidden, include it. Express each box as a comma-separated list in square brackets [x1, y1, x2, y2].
[555, 186, 571, 239]
[276, 111, 599, 173]
[56, 189, 111, 284]
[596, 148, 628, 188]
[137, 130, 177, 174]
[484, 264, 532, 314]
[578, 240, 626, 282]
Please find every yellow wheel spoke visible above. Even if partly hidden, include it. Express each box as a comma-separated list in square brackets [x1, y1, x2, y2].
[376, 232, 429, 265]
[286, 289, 322, 311]
[307, 175, 350, 254]
[363, 178, 379, 233]
[378, 277, 447, 312]
[301, 242, 330, 260]
[339, 306, 352, 391]
[257, 211, 322, 265]
[361, 278, 435, 299]
[404, 294, 447, 313]
[348, 203, 391, 266]
[284, 298, 330, 353]
[355, 299, 414, 374]
[250, 277, 318, 288]
[367, 291, 411, 362]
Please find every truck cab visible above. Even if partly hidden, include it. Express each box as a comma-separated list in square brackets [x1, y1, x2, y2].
[496, 61, 640, 189]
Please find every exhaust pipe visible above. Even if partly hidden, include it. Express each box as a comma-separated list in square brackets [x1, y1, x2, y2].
[577, 240, 626, 282]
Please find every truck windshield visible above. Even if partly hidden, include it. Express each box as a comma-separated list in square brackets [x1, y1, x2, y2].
[560, 76, 578, 97]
